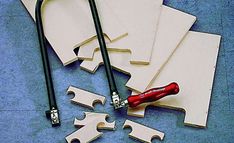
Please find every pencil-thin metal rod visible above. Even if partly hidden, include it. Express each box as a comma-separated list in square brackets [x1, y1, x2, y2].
[88, 0, 119, 96]
[35, 0, 60, 127]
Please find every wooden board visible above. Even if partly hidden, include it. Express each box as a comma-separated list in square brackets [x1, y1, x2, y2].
[21, 0, 127, 66]
[128, 31, 221, 128]
[81, 5, 196, 92]
[78, 0, 163, 64]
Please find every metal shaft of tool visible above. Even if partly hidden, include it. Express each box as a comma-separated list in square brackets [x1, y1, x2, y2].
[35, 0, 60, 126]
[88, 0, 121, 108]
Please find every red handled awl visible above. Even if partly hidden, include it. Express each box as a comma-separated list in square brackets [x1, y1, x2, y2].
[120, 82, 180, 108]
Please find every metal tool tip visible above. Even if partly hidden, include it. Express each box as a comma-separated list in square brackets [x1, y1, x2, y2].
[46, 108, 61, 127]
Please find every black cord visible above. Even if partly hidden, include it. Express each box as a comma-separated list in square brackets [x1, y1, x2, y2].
[35, 0, 60, 127]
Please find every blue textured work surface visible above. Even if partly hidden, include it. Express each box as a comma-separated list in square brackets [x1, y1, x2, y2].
[0, 0, 233, 143]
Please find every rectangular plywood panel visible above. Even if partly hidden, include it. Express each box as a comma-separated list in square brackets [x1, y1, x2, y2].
[128, 31, 221, 127]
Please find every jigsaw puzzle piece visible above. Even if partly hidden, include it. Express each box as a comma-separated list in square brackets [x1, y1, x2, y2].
[123, 120, 164, 142]
[78, 0, 163, 64]
[128, 31, 221, 127]
[66, 124, 102, 143]
[21, 0, 127, 66]
[66, 112, 115, 143]
[74, 112, 115, 130]
[81, 5, 196, 92]
[67, 86, 106, 109]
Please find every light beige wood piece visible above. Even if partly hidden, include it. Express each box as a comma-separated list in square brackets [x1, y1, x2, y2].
[81, 6, 196, 92]
[123, 120, 164, 142]
[67, 86, 106, 109]
[78, 36, 111, 60]
[66, 112, 115, 143]
[74, 112, 115, 129]
[78, 0, 163, 64]
[21, 0, 127, 66]
[128, 31, 221, 128]
[66, 125, 102, 143]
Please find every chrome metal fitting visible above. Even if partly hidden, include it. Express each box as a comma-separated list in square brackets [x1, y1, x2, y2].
[111, 92, 123, 109]
[46, 107, 60, 127]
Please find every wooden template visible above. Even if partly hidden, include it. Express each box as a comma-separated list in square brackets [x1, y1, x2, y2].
[21, 0, 127, 66]
[123, 120, 164, 142]
[66, 112, 115, 143]
[81, 6, 196, 92]
[78, 0, 163, 64]
[67, 86, 106, 109]
[128, 31, 221, 128]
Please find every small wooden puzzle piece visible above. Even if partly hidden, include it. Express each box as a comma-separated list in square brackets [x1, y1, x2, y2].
[74, 112, 115, 129]
[123, 120, 164, 142]
[66, 124, 102, 143]
[128, 31, 221, 127]
[78, 0, 163, 64]
[81, 5, 196, 92]
[21, 0, 127, 66]
[66, 112, 115, 143]
[67, 86, 106, 109]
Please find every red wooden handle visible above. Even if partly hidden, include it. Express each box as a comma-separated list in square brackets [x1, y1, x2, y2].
[127, 82, 179, 108]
